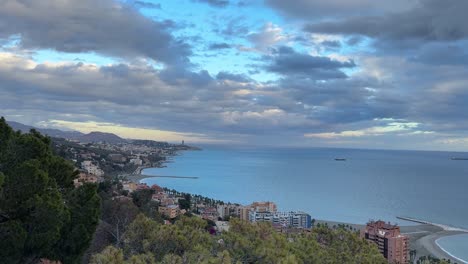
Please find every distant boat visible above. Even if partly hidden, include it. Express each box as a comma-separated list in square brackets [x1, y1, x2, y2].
[451, 157, 468, 160]
[335, 158, 346, 161]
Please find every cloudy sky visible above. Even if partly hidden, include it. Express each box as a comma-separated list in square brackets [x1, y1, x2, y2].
[1, 0, 468, 151]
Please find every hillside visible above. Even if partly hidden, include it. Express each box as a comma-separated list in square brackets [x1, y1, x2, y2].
[7, 121, 126, 143]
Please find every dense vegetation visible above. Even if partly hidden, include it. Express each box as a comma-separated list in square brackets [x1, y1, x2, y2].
[90, 214, 387, 264]
[0, 117, 101, 263]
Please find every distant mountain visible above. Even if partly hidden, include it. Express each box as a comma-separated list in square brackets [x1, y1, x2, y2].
[7, 121, 126, 143]
[7, 121, 84, 139]
[78, 131, 126, 143]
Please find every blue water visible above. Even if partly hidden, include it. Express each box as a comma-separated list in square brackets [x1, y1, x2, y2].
[437, 234, 468, 263]
[142, 146, 468, 259]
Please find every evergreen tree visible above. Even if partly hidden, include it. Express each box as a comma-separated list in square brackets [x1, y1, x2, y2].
[0, 117, 101, 263]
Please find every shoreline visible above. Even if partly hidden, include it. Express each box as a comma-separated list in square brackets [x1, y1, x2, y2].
[436, 236, 468, 264]
[138, 165, 467, 263]
[317, 219, 467, 263]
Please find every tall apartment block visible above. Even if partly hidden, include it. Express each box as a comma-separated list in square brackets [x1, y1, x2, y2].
[361, 220, 409, 263]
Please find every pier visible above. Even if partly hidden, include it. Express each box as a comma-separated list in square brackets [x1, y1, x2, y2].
[122, 173, 198, 183]
[397, 216, 468, 232]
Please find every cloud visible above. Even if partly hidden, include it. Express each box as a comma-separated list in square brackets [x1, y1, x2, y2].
[133, 1, 161, 9]
[193, 0, 230, 8]
[266, 0, 416, 19]
[304, 0, 468, 45]
[247, 23, 288, 51]
[262, 46, 355, 79]
[320, 40, 341, 49]
[208, 43, 232, 50]
[216, 71, 252, 83]
[305, 121, 423, 139]
[0, 0, 190, 65]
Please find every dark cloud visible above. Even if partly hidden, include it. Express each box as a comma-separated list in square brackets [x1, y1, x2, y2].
[0, 0, 190, 65]
[320, 40, 341, 49]
[134, 1, 161, 9]
[410, 42, 468, 66]
[193, 0, 230, 8]
[216, 71, 252, 83]
[304, 0, 468, 44]
[262, 46, 355, 79]
[208, 43, 232, 50]
[346, 36, 363, 46]
[266, 0, 415, 19]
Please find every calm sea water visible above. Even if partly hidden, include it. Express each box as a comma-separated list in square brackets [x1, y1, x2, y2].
[142, 146, 468, 261]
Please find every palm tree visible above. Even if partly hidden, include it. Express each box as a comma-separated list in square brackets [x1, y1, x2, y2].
[410, 249, 417, 263]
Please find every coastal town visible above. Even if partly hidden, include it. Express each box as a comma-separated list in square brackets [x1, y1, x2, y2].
[51, 136, 199, 178]
[0, 118, 463, 263]
[62, 136, 461, 264]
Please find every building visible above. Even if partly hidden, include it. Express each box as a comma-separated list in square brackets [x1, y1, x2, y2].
[81, 160, 104, 177]
[238, 206, 251, 221]
[159, 205, 180, 219]
[201, 207, 219, 221]
[73, 172, 99, 187]
[109, 153, 126, 163]
[122, 181, 137, 193]
[130, 158, 143, 166]
[248, 211, 312, 228]
[151, 184, 164, 193]
[361, 221, 409, 263]
[249, 201, 277, 212]
[217, 205, 227, 219]
[136, 183, 150, 190]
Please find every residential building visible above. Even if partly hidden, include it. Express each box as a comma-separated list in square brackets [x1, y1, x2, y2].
[130, 158, 143, 166]
[238, 206, 251, 221]
[159, 205, 179, 219]
[361, 220, 409, 263]
[81, 160, 104, 177]
[73, 172, 99, 187]
[248, 211, 312, 228]
[122, 182, 137, 193]
[151, 184, 164, 193]
[201, 207, 219, 221]
[249, 201, 277, 212]
[136, 183, 149, 190]
[217, 204, 230, 219]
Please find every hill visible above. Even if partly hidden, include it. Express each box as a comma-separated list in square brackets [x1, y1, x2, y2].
[79, 131, 126, 143]
[7, 121, 126, 143]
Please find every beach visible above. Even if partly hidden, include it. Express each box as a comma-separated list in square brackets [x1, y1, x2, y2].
[317, 219, 468, 263]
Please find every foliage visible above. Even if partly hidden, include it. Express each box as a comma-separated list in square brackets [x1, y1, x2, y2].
[93, 213, 386, 264]
[101, 198, 140, 247]
[132, 189, 154, 208]
[0, 117, 101, 263]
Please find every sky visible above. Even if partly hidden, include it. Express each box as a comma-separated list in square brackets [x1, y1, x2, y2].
[1, 0, 468, 151]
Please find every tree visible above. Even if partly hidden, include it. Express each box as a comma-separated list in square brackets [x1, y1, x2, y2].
[102, 198, 140, 247]
[90, 246, 124, 264]
[94, 212, 387, 264]
[0, 117, 101, 263]
[178, 199, 190, 210]
[131, 189, 154, 208]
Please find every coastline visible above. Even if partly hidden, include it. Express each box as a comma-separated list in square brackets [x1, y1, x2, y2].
[435, 235, 468, 264]
[139, 158, 468, 263]
[317, 219, 467, 263]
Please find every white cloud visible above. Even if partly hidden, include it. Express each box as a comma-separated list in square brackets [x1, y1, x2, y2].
[305, 121, 425, 139]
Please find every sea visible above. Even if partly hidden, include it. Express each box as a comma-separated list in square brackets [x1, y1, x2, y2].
[142, 146, 468, 262]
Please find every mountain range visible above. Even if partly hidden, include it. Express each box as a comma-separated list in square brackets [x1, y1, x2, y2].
[7, 121, 126, 143]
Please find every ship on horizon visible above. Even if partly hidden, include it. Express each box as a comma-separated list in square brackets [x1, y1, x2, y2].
[451, 157, 468, 160]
